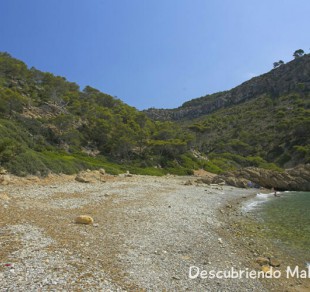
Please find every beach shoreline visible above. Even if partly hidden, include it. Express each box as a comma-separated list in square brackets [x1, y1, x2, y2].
[220, 190, 310, 291]
[0, 174, 309, 291]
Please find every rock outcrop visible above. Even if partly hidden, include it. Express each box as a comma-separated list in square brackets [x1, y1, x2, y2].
[75, 170, 106, 183]
[212, 164, 310, 191]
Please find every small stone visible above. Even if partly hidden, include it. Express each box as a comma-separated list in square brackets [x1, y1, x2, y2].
[218, 238, 223, 244]
[125, 171, 133, 177]
[248, 239, 255, 246]
[256, 256, 269, 266]
[261, 265, 272, 275]
[269, 257, 281, 267]
[0, 192, 10, 200]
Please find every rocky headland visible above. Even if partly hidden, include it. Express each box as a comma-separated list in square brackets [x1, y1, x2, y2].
[212, 164, 310, 191]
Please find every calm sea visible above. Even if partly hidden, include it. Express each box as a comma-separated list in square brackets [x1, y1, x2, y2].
[243, 191, 310, 264]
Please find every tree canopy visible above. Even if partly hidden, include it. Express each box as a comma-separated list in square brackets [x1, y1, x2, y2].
[293, 49, 305, 58]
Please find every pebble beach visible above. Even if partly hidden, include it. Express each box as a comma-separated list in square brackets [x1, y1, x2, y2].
[0, 174, 309, 291]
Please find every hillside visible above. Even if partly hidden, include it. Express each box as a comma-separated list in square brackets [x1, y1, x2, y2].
[144, 54, 310, 121]
[0, 52, 197, 176]
[0, 52, 309, 176]
[145, 54, 310, 170]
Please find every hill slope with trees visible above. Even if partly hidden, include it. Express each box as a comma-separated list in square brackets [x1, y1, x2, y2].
[0, 52, 309, 176]
[145, 53, 310, 121]
[0, 52, 197, 176]
[144, 53, 310, 172]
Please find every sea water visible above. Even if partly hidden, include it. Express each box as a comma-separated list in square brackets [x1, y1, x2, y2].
[243, 191, 310, 264]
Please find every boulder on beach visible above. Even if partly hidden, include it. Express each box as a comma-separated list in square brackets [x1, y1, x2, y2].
[74, 215, 94, 225]
[195, 177, 212, 185]
[0, 175, 11, 185]
[0, 167, 7, 175]
[99, 168, 106, 175]
[184, 180, 193, 185]
[75, 174, 91, 183]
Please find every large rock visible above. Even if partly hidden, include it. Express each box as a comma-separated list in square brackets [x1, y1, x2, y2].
[99, 168, 106, 175]
[0, 175, 11, 185]
[213, 164, 310, 191]
[75, 170, 107, 183]
[75, 174, 91, 183]
[195, 177, 213, 185]
[0, 167, 7, 175]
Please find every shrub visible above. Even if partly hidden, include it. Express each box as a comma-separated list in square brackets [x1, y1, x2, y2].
[202, 160, 223, 174]
[5, 151, 49, 176]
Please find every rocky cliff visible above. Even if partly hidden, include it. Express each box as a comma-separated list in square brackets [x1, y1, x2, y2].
[212, 164, 310, 191]
[144, 54, 310, 121]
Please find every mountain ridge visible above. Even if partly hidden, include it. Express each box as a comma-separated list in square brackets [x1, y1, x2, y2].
[144, 54, 310, 121]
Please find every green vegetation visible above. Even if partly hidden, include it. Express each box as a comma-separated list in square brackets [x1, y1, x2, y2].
[0, 52, 309, 176]
[293, 49, 305, 58]
[0, 52, 197, 176]
[184, 92, 310, 171]
[273, 60, 284, 68]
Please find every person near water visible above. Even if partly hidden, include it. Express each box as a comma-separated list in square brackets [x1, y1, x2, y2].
[272, 187, 280, 197]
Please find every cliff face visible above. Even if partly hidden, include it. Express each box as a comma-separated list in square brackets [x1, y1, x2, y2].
[212, 164, 310, 191]
[144, 54, 310, 121]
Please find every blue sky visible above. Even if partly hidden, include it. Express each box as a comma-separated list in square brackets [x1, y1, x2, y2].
[0, 0, 309, 109]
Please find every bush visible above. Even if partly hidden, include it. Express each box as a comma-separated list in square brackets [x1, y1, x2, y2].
[0, 138, 24, 164]
[128, 166, 165, 176]
[202, 160, 223, 174]
[5, 151, 49, 176]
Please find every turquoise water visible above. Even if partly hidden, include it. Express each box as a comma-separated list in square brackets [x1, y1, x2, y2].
[244, 191, 310, 263]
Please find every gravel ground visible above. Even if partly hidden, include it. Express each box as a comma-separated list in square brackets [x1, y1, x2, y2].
[0, 174, 308, 291]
